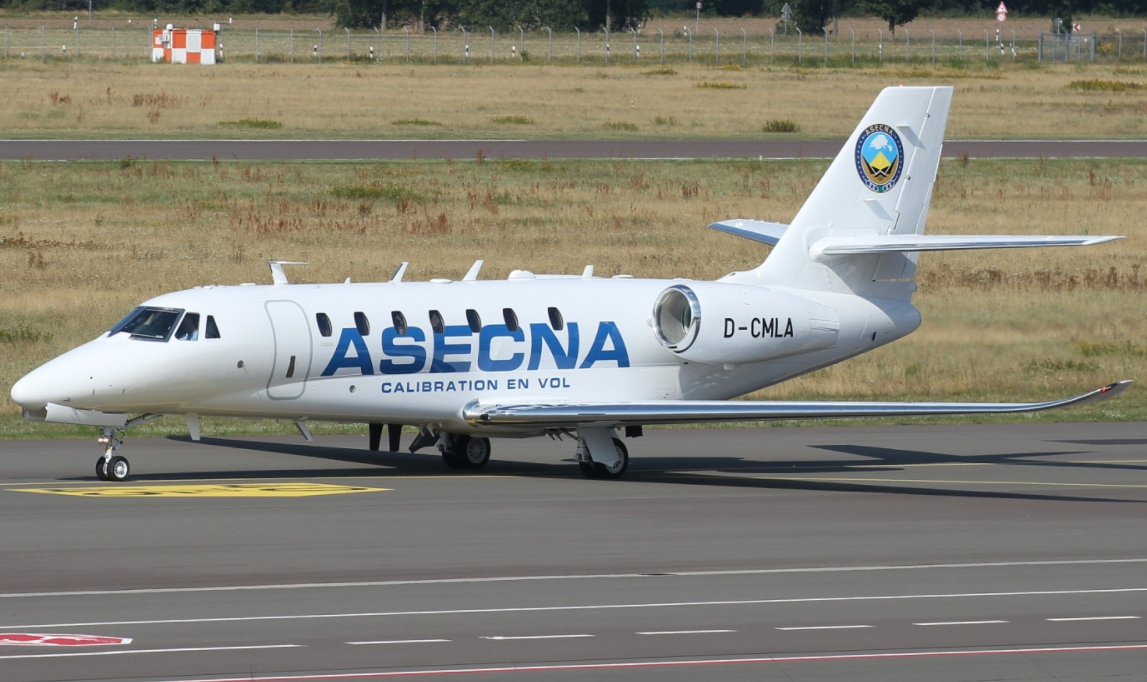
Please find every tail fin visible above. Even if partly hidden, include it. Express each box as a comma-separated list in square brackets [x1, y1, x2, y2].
[753, 86, 952, 300]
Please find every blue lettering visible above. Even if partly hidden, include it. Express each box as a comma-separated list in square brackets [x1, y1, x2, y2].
[395, 382, 405, 393]
[528, 323, 579, 370]
[422, 381, 432, 392]
[431, 325, 472, 373]
[380, 326, 427, 375]
[474, 380, 485, 390]
[580, 321, 630, 368]
[381, 382, 393, 394]
[447, 381, 456, 391]
[478, 324, 525, 372]
[321, 328, 374, 377]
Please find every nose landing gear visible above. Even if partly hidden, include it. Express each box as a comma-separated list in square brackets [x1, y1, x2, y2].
[93, 413, 161, 482]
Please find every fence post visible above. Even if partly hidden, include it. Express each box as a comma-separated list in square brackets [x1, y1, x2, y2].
[76, 19, 80, 59]
[255, 27, 259, 63]
[878, 28, 882, 62]
[462, 27, 467, 63]
[769, 27, 774, 63]
[546, 26, 551, 62]
[632, 27, 637, 62]
[517, 25, 523, 60]
[433, 26, 438, 64]
[489, 26, 494, 63]
[605, 27, 609, 63]
[905, 28, 909, 61]
[984, 28, 989, 60]
[1142, 28, 1146, 60]
[112, 26, 115, 60]
[823, 30, 828, 65]
[796, 27, 801, 64]
[1116, 28, 1122, 61]
[373, 27, 378, 61]
[659, 28, 664, 63]
[742, 27, 746, 65]
[4, 25, 8, 60]
[42, 25, 45, 62]
[1011, 29, 1016, 60]
[957, 29, 962, 59]
[575, 26, 580, 62]
[687, 27, 692, 62]
[930, 29, 935, 62]
[850, 28, 855, 63]
[405, 27, 410, 62]
[346, 27, 351, 61]
[715, 28, 719, 63]
[318, 28, 322, 63]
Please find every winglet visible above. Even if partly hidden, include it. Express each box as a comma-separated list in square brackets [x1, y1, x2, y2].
[268, 261, 307, 285]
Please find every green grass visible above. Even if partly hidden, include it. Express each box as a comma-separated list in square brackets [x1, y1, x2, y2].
[218, 118, 284, 129]
[1066, 79, 1146, 92]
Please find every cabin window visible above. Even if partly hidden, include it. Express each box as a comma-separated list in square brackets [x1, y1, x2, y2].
[109, 307, 184, 341]
[354, 312, 370, 336]
[391, 311, 408, 336]
[503, 308, 519, 333]
[205, 315, 221, 339]
[547, 307, 564, 331]
[175, 313, 200, 341]
[466, 309, 482, 333]
[316, 313, 332, 338]
[429, 310, 445, 334]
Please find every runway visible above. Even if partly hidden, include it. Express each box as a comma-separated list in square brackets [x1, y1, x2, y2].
[1, 421, 1145, 681]
[4, 139, 1147, 161]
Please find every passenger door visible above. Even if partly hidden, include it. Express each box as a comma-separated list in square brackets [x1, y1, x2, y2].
[265, 300, 313, 400]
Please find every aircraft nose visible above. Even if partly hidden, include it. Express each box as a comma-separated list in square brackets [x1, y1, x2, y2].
[10, 370, 52, 411]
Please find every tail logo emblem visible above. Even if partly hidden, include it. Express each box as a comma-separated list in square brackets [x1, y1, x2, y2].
[855, 124, 904, 193]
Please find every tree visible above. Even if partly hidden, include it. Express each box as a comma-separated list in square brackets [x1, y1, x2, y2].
[862, 0, 926, 35]
[789, 0, 832, 35]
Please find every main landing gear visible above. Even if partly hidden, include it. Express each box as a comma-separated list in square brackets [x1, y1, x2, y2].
[576, 436, 629, 479]
[438, 434, 492, 470]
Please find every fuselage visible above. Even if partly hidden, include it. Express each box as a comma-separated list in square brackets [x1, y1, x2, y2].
[10, 274, 919, 435]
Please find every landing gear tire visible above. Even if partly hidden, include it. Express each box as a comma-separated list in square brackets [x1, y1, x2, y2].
[106, 455, 130, 482]
[458, 437, 491, 469]
[95, 457, 110, 481]
[591, 438, 629, 479]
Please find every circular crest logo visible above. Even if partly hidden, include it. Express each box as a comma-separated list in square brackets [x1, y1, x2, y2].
[855, 124, 904, 193]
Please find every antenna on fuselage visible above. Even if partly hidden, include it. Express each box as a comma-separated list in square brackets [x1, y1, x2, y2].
[390, 262, 409, 282]
[268, 261, 307, 285]
[582, 265, 594, 279]
[462, 260, 483, 281]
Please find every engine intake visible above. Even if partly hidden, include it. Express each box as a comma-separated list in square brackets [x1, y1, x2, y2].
[652, 283, 840, 365]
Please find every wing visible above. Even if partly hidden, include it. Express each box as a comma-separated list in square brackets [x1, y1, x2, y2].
[463, 381, 1132, 428]
[811, 234, 1124, 257]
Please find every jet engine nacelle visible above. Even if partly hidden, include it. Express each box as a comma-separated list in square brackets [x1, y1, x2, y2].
[652, 283, 840, 365]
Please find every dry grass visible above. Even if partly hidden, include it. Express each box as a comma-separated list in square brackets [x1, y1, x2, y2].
[0, 156, 1143, 439]
[3, 60, 1147, 139]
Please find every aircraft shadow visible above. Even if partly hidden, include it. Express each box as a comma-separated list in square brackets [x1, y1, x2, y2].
[139, 435, 1147, 505]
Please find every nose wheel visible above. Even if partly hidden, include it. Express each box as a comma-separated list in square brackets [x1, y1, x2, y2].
[95, 428, 131, 482]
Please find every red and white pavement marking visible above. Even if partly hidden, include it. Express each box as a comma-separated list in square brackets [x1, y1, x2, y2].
[0, 633, 131, 646]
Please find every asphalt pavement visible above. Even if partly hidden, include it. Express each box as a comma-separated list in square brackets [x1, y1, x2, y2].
[1, 421, 1145, 681]
[4, 139, 1147, 161]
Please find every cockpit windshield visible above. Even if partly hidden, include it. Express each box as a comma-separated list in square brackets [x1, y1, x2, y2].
[108, 307, 185, 341]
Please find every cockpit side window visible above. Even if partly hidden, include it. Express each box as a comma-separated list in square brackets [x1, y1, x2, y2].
[205, 315, 221, 339]
[175, 313, 200, 341]
[109, 307, 184, 341]
[429, 310, 445, 334]
[354, 312, 370, 336]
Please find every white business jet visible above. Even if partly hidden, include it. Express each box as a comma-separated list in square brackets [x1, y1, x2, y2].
[11, 86, 1131, 482]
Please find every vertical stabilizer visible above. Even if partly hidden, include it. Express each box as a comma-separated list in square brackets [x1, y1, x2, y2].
[746, 86, 952, 299]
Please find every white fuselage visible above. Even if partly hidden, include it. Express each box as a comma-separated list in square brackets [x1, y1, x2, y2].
[11, 275, 919, 435]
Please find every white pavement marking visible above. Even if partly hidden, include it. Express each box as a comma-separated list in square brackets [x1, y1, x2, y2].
[481, 634, 594, 641]
[914, 620, 1009, 626]
[126, 644, 1147, 682]
[1047, 616, 1141, 622]
[7, 586, 1146, 631]
[636, 629, 736, 635]
[3, 558, 1145, 600]
[346, 639, 450, 645]
[776, 625, 873, 631]
[0, 644, 301, 661]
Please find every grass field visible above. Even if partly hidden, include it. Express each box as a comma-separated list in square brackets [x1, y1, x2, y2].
[0, 156, 1143, 440]
[2, 59, 1147, 139]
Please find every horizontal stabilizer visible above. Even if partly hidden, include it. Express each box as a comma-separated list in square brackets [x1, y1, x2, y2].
[463, 381, 1132, 428]
[811, 234, 1124, 258]
[709, 219, 790, 246]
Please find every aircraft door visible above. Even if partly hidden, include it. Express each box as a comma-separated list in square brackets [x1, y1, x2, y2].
[265, 300, 313, 400]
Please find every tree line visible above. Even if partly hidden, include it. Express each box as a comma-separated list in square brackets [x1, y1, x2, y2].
[2, 0, 1143, 33]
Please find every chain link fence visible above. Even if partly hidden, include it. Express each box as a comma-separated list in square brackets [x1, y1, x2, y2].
[3, 24, 1146, 65]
